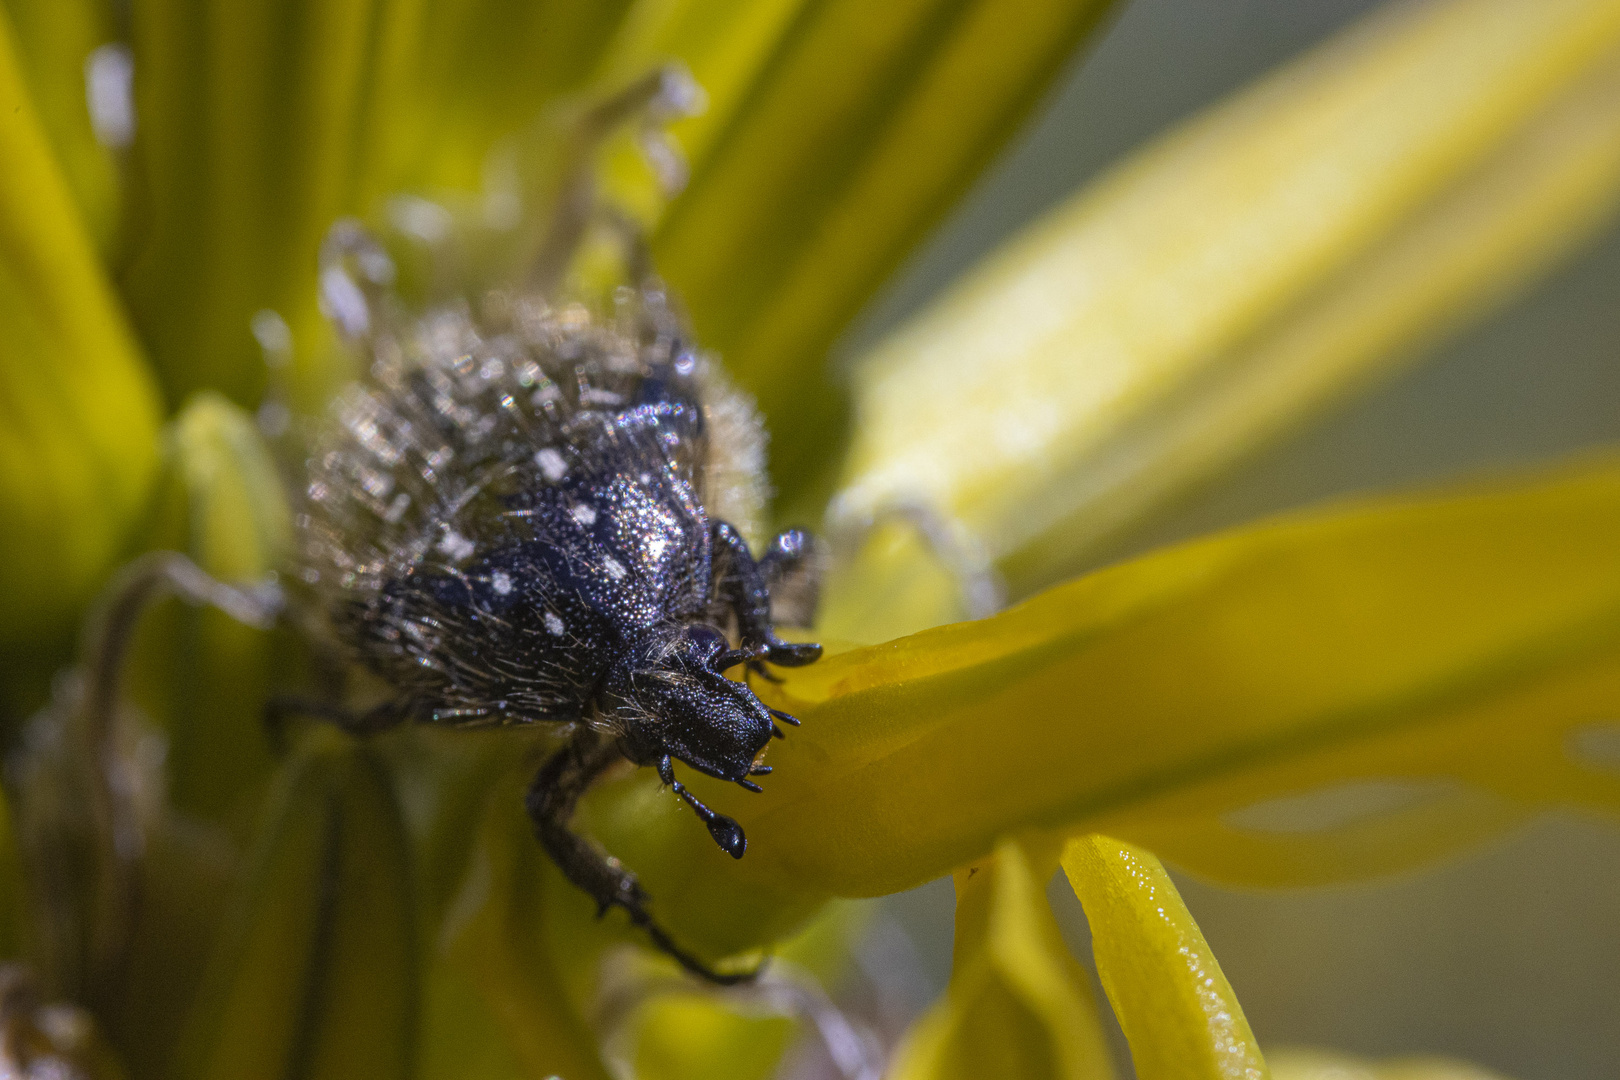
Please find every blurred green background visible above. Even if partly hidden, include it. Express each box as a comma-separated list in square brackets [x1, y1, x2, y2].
[848, 1, 1620, 1077]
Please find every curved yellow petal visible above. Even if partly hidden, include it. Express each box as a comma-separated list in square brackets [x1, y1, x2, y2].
[662, 458, 1620, 909]
[889, 838, 1115, 1080]
[834, 0, 1620, 604]
[0, 5, 161, 647]
[1063, 835, 1266, 1080]
[655, 0, 1118, 501]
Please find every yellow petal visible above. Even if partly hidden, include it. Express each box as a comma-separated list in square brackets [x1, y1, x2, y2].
[835, 0, 1620, 603]
[125, 393, 290, 825]
[596, 0, 810, 171]
[0, 0, 122, 249]
[172, 733, 414, 1080]
[888, 837, 1115, 1080]
[619, 900, 869, 1080]
[0, 783, 24, 959]
[654, 0, 1119, 501]
[435, 759, 614, 1080]
[672, 458, 1620, 907]
[1268, 1048, 1514, 1080]
[125, 0, 381, 408]
[123, 1, 644, 412]
[1063, 835, 1266, 1080]
[0, 6, 161, 645]
[361, 0, 634, 200]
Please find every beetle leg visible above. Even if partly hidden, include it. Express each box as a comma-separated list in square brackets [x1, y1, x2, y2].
[525, 729, 759, 985]
[263, 695, 410, 755]
[708, 520, 822, 669]
[758, 527, 823, 629]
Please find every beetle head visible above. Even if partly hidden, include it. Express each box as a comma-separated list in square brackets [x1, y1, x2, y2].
[603, 624, 774, 782]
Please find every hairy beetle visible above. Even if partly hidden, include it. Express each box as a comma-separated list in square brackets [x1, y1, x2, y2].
[286, 68, 821, 984]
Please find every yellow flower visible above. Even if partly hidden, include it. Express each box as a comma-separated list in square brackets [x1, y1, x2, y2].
[1, 0, 1618, 1077]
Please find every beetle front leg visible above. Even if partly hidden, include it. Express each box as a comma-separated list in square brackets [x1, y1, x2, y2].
[524, 728, 758, 985]
[708, 521, 821, 668]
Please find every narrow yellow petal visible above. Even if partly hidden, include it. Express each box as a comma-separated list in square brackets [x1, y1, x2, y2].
[620, 901, 869, 1080]
[1065, 836, 1266, 1080]
[125, 393, 290, 825]
[0, 0, 121, 249]
[889, 838, 1115, 1080]
[835, 0, 1620, 603]
[124, 0, 379, 408]
[0, 6, 161, 645]
[655, 0, 1119, 501]
[661, 459, 1620, 909]
[172, 734, 414, 1080]
[0, 783, 24, 959]
[438, 761, 614, 1080]
[1268, 1048, 1514, 1080]
[596, 0, 811, 170]
[123, 1, 650, 412]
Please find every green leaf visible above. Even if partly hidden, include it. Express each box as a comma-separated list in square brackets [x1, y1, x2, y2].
[834, 0, 1620, 602]
[888, 838, 1115, 1080]
[172, 733, 415, 1080]
[664, 457, 1620, 912]
[654, 0, 1120, 504]
[1063, 835, 1266, 1080]
[0, 5, 162, 649]
[0, 0, 122, 250]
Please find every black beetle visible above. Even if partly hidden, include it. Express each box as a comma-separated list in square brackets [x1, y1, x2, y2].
[286, 70, 821, 985]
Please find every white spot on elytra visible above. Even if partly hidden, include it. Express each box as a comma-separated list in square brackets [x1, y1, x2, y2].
[491, 570, 512, 596]
[570, 503, 597, 527]
[535, 448, 568, 481]
[437, 529, 475, 562]
[580, 387, 623, 406]
[544, 612, 565, 636]
[602, 556, 627, 581]
[646, 536, 666, 560]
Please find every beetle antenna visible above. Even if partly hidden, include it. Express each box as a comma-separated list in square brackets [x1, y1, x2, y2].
[658, 756, 746, 858]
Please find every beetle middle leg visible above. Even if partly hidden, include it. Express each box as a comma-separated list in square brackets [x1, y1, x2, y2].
[524, 727, 758, 985]
[708, 521, 822, 670]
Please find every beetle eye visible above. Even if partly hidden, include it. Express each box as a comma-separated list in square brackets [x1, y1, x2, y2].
[683, 623, 728, 661]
